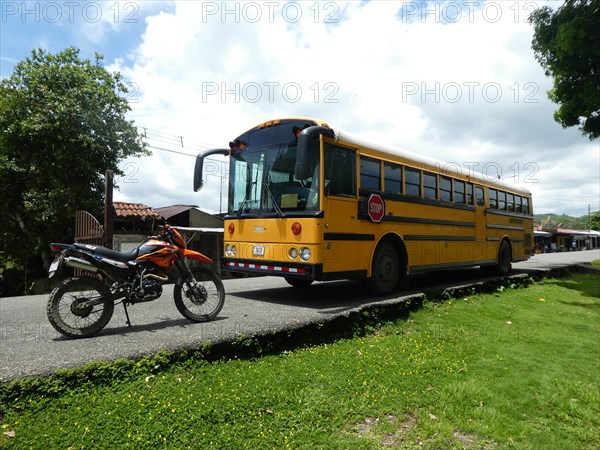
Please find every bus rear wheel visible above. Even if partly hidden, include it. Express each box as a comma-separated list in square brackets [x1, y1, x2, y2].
[369, 241, 399, 296]
[482, 240, 512, 275]
[496, 240, 512, 275]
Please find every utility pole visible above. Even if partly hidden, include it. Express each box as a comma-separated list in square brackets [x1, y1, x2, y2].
[104, 170, 114, 249]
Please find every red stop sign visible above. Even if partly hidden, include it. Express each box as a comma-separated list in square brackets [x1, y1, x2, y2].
[367, 194, 385, 223]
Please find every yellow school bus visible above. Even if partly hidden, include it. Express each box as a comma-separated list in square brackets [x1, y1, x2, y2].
[194, 118, 533, 295]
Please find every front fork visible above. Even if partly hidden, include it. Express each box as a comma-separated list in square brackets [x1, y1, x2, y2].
[175, 258, 208, 303]
[175, 257, 195, 284]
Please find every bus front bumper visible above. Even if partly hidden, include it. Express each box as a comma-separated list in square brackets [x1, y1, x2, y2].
[222, 258, 321, 280]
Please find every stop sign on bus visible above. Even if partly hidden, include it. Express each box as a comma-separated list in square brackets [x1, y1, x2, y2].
[368, 194, 385, 223]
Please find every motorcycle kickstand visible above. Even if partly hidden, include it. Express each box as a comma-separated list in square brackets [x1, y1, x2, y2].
[122, 302, 132, 327]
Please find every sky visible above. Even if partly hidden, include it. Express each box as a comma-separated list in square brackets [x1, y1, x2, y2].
[1, 0, 599, 219]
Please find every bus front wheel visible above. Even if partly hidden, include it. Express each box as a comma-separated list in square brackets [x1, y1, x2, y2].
[369, 241, 399, 296]
[285, 277, 314, 288]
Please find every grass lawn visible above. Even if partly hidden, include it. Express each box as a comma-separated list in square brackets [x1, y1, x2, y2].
[1, 274, 599, 449]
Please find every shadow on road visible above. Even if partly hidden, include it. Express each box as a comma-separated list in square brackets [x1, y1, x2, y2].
[51, 316, 230, 341]
[230, 267, 528, 310]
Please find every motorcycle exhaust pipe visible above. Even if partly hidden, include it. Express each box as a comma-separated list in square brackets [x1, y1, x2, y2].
[64, 256, 98, 273]
[144, 273, 169, 282]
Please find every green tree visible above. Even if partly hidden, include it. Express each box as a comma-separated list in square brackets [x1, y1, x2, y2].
[590, 211, 600, 231]
[529, 0, 600, 140]
[0, 47, 148, 279]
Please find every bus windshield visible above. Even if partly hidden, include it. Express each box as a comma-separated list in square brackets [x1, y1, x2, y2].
[230, 144, 320, 216]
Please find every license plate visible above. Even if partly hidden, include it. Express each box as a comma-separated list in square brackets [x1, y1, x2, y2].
[48, 258, 60, 278]
[252, 245, 265, 256]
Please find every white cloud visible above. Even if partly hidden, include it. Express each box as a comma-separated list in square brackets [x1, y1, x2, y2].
[107, 0, 598, 217]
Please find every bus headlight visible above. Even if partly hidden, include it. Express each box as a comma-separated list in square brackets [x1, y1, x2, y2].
[231, 245, 236, 256]
[300, 247, 311, 261]
[226, 245, 237, 257]
[288, 247, 298, 259]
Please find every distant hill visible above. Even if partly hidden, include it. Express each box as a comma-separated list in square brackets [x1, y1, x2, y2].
[534, 213, 592, 230]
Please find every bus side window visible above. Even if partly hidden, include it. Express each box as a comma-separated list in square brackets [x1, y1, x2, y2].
[453, 180, 465, 204]
[423, 172, 437, 199]
[324, 144, 356, 197]
[498, 191, 506, 210]
[440, 176, 452, 202]
[467, 183, 474, 205]
[384, 162, 402, 193]
[475, 186, 485, 207]
[360, 156, 381, 190]
[489, 189, 498, 209]
[507, 193, 515, 212]
[405, 168, 421, 196]
[523, 197, 530, 215]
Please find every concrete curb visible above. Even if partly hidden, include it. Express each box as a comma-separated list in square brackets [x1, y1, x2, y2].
[574, 263, 600, 275]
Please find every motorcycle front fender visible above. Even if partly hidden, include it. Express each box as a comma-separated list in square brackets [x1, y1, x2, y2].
[182, 249, 213, 264]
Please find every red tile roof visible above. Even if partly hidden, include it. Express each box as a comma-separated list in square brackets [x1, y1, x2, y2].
[113, 202, 161, 220]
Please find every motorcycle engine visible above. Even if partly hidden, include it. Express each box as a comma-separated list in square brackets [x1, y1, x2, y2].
[141, 279, 163, 301]
[131, 278, 163, 302]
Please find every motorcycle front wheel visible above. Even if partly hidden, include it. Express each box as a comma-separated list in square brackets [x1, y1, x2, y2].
[47, 277, 114, 338]
[173, 268, 225, 322]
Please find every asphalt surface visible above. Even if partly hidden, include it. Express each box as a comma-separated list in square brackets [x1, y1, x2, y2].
[1, 250, 598, 382]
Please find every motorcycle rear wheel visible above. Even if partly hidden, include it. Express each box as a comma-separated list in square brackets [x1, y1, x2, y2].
[174, 268, 225, 322]
[47, 277, 114, 338]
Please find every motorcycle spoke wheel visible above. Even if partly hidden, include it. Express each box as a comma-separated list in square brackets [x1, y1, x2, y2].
[47, 277, 114, 338]
[174, 268, 225, 322]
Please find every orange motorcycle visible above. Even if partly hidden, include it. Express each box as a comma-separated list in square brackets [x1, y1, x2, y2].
[47, 225, 225, 338]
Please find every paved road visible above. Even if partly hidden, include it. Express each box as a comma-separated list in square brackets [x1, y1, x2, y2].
[1, 250, 598, 382]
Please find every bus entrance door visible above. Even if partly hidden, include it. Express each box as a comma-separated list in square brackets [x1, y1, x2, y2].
[474, 185, 491, 262]
[322, 196, 358, 278]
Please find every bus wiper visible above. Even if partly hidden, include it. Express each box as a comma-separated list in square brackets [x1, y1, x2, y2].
[236, 191, 249, 219]
[263, 182, 286, 217]
[237, 180, 255, 219]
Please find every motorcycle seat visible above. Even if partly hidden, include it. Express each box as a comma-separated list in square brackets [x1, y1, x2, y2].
[73, 243, 139, 262]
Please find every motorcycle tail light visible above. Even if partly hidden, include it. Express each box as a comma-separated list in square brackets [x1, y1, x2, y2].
[50, 244, 61, 252]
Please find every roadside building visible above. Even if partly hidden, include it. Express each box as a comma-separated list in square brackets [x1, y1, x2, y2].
[534, 225, 600, 252]
[154, 205, 224, 273]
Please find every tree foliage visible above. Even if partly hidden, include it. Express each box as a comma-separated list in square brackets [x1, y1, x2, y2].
[591, 211, 600, 231]
[529, 0, 600, 140]
[0, 47, 148, 276]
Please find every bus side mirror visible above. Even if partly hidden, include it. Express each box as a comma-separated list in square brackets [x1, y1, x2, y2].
[193, 149, 229, 192]
[295, 126, 334, 180]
